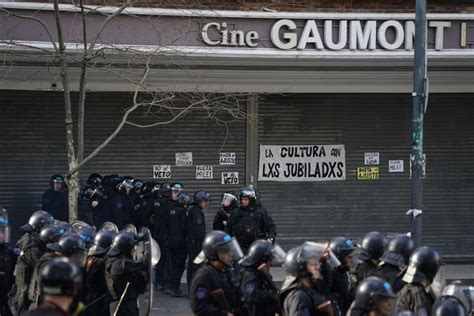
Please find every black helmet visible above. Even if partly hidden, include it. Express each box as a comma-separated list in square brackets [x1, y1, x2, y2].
[74, 225, 97, 248]
[201, 230, 243, 263]
[23, 210, 54, 232]
[116, 178, 134, 193]
[107, 231, 137, 257]
[194, 191, 210, 205]
[329, 237, 356, 261]
[39, 224, 67, 246]
[438, 282, 474, 315]
[352, 276, 397, 312]
[281, 241, 325, 290]
[358, 231, 388, 261]
[433, 297, 467, 316]
[88, 230, 116, 256]
[80, 185, 102, 201]
[177, 192, 192, 207]
[403, 246, 441, 283]
[239, 239, 286, 267]
[141, 182, 157, 198]
[40, 257, 82, 297]
[132, 179, 144, 192]
[103, 174, 121, 189]
[161, 182, 171, 198]
[239, 187, 256, 206]
[380, 235, 414, 268]
[86, 173, 103, 187]
[48, 234, 87, 257]
[221, 192, 237, 208]
[50, 174, 65, 187]
[53, 220, 72, 234]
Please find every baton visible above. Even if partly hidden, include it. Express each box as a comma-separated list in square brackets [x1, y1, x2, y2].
[113, 282, 130, 316]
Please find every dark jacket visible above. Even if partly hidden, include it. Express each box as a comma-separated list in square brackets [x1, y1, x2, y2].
[331, 265, 354, 315]
[105, 255, 148, 302]
[42, 189, 68, 222]
[353, 260, 378, 287]
[166, 204, 187, 248]
[212, 206, 233, 231]
[240, 267, 278, 316]
[24, 301, 71, 316]
[396, 283, 436, 316]
[186, 205, 206, 243]
[280, 283, 329, 316]
[110, 193, 135, 230]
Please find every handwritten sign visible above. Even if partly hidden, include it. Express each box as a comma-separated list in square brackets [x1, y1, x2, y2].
[357, 167, 380, 180]
[389, 160, 404, 173]
[196, 165, 213, 179]
[219, 152, 236, 165]
[258, 144, 346, 182]
[153, 165, 171, 179]
[175, 152, 193, 166]
[364, 152, 380, 165]
[222, 172, 239, 184]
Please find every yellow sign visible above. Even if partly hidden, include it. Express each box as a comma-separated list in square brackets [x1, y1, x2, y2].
[357, 167, 380, 180]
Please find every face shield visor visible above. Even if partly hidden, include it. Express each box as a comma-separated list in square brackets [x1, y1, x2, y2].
[0, 225, 11, 244]
[302, 241, 341, 269]
[221, 193, 237, 208]
[270, 244, 287, 264]
[217, 238, 244, 262]
[70, 250, 87, 267]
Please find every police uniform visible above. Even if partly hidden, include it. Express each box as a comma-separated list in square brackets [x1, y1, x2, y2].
[280, 283, 329, 316]
[186, 205, 206, 287]
[24, 301, 71, 316]
[396, 283, 436, 316]
[375, 263, 405, 293]
[240, 267, 278, 316]
[353, 260, 378, 287]
[105, 256, 148, 316]
[153, 196, 171, 289]
[110, 193, 134, 230]
[190, 263, 241, 316]
[225, 205, 277, 254]
[212, 206, 233, 231]
[28, 252, 57, 309]
[331, 265, 354, 315]
[42, 189, 68, 222]
[165, 202, 187, 294]
[85, 255, 109, 315]
[0, 243, 17, 316]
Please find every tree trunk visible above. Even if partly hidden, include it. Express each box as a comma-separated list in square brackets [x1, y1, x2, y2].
[67, 172, 80, 222]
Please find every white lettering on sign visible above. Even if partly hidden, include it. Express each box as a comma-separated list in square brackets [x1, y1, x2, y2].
[203, 19, 453, 51]
[389, 160, 404, 173]
[221, 172, 239, 185]
[219, 152, 236, 165]
[364, 152, 380, 165]
[258, 144, 346, 182]
[196, 165, 213, 179]
[175, 152, 193, 166]
[153, 165, 171, 179]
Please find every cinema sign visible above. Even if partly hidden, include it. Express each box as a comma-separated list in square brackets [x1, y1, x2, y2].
[201, 18, 471, 51]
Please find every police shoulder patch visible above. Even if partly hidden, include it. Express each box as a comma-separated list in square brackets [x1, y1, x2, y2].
[196, 287, 207, 300]
[245, 282, 255, 295]
[116, 202, 122, 209]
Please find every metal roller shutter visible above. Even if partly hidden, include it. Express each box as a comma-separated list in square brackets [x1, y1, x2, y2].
[0, 90, 246, 241]
[257, 93, 474, 259]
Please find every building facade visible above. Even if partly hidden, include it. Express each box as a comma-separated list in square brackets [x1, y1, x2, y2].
[0, 0, 473, 259]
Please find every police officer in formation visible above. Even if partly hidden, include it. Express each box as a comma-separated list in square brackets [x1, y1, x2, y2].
[42, 175, 69, 222]
[354, 231, 388, 287]
[0, 208, 16, 316]
[213, 192, 237, 231]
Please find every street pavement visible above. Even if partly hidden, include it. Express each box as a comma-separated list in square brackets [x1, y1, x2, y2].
[152, 264, 474, 315]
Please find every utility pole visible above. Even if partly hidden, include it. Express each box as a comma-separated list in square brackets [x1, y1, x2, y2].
[411, 0, 427, 248]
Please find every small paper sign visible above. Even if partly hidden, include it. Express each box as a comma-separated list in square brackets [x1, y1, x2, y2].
[196, 165, 213, 179]
[153, 165, 171, 179]
[219, 152, 236, 165]
[221, 172, 239, 184]
[176, 152, 193, 166]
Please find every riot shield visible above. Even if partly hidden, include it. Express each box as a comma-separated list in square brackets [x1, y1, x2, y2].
[124, 223, 137, 235]
[71, 220, 90, 232]
[135, 227, 161, 316]
[99, 221, 118, 233]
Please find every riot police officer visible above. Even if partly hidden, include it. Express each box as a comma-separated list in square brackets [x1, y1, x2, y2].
[354, 231, 388, 286]
[166, 192, 191, 297]
[110, 178, 135, 230]
[432, 282, 473, 316]
[190, 230, 244, 316]
[225, 187, 277, 254]
[42, 175, 69, 222]
[29, 233, 87, 308]
[24, 257, 84, 316]
[396, 246, 441, 315]
[433, 298, 467, 316]
[153, 182, 171, 291]
[87, 173, 103, 188]
[85, 229, 116, 315]
[238, 239, 285, 316]
[14, 210, 54, 314]
[186, 191, 209, 289]
[213, 192, 237, 231]
[347, 276, 397, 316]
[279, 242, 334, 316]
[329, 237, 356, 315]
[376, 234, 414, 292]
[134, 182, 159, 231]
[0, 208, 16, 316]
[105, 231, 148, 316]
[78, 185, 103, 227]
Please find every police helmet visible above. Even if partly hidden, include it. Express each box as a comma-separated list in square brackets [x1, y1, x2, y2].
[86, 173, 103, 187]
[48, 234, 87, 257]
[177, 192, 192, 207]
[433, 297, 468, 316]
[358, 231, 388, 261]
[281, 241, 326, 290]
[80, 185, 102, 201]
[160, 182, 171, 198]
[439, 282, 474, 314]
[239, 187, 256, 206]
[39, 224, 66, 246]
[402, 246, 441, 284]
[53, 220, 73, 233]
[201, 230, 243, 263]
[102, 174, 121, 189]
[50, 174, 65, 187]
[352, 276, 397, 312]
[132, 179, 144, 192]
[23, 210, 54, 232]
[0, 207, 10, 244]
[107, 231, 137, 257]
[88, 230, 116, 257]
[116, 178, 134, 193]
[140, 182, 157, 198]
[380, 235, 414, 268]
[221, 192, 237, 208]
[329, 237, 356, 261]
[40, 257, 82, 297]
[73, 224, 97, 249]
[194, 191, 210, 205]
[239, 239, 286, 267]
